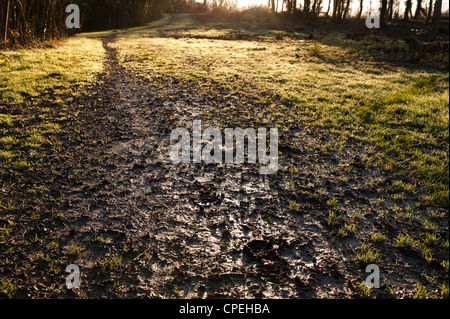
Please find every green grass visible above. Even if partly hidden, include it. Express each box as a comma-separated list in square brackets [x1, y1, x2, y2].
[355, 243, 381, 265]
[0, 150, 14, 163]
[68, 244, 84, 256]
[0, 136, 19, 150]
[0, 114, 14, 126]
[410, 282, 430, 299]
[0, 37, 105, 104]
[95, 254, 123, 275]
[0, 278, 18, 299]
[287, 200, 301, 212]
[0, 14, 448, 299]
[111, 18, 448, 211]
[393, 233, 419, 250]
[12, 160, 30, 171]
[337, 223, 357, 237]
[370, 231, 386, 243]
[353, 281, 373, 298]
[24, 133, 46, 149]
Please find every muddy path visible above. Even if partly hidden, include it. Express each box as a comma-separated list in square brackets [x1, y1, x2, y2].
[52, 36, 359, 298]
[66, 36, 352, 298]
[1, 21, 447, 299]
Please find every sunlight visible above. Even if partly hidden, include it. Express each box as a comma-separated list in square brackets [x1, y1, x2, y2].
[232, 0, 449, 15]
[235, 0, 266, 9]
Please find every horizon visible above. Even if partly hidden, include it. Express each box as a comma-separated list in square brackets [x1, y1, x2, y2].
[232, 0, 450, 15]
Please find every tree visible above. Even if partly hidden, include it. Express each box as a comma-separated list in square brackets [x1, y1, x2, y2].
[332, 0, 346, 19]
[270, 0, 276, 12]
[357, 0, 364, 19]
[414, 0, 423, 19]
[426, 0, 434, 22]
[380, 0, 388, 27]
[3, 0, 10, 44]
[343, 0, 351, 19]
[325, 0, 332, 16]
[428, 0, 442, 39]
[388, 0, 394, 19]
[404, 0, 412, 20]
[1, 0, 165, 46]
[304, 0, 311, 16]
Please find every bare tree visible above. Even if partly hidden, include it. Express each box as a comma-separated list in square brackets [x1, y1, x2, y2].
[343, 0, 351, 19]
[3, 0, 10, 43]
[1, 0, 165, 46]
[357, 0, 364, 19]
[326, 0, 332, 16]
[270, 0, 276, 12]
[388, 0, 394, 19]
[428, 0, 442, 39]
[414, 0, 423, 19]
[380, 0, 388, 27]
[404, 0, 412, 20]
[426, 0, 434, 22]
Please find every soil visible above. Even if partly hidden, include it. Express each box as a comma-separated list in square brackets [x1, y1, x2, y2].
[0, 19, 448, 299]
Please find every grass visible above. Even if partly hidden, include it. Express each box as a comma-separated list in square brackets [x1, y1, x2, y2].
[0, 114, 14, 126]
[12, 160, 30, 171]
[337, 223, 357, 237]
[355, 243, 381, 265]
[111, 17, 448, 212]
[410, 282, 429, 299]
[370, 231, 386, 243]
[393, 233, 419, 250]
[287, 200, 301, 212]
[0, 136, 19, 150]
[68, 244, 84, 256]
[0, 150, 14, 163]
[24, 133, 46, 149]
[95, 254, 123, 275]
[0, 37, 105, 105]
[353, 281, 373, 298]
[0, 278, 18, 298]
[0, 14, 447, 299]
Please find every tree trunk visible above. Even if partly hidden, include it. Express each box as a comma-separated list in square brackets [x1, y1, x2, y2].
[326, 0, 332, 16]
[4, 0, 10, 43]
[357, 0, 364, 19]
[388, 0, 394, 19]
[428, 0, 442, 39]
[414, 0, 423, 19]
[426, 0, 434, 22]
[332, 0, 338, 18]
[343, 0, 351, 19]
[380, 0, 388, 28]
[305, 0, 311, 16]
[404, 0, 412, 20]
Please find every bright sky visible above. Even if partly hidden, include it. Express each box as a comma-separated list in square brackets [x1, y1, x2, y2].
[236, 0, 266, 9]
[234, 0, 449, 13]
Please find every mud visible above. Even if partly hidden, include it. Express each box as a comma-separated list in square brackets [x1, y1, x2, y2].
[1, 30, 447, 299]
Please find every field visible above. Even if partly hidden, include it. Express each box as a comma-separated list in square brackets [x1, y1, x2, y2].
[0, 14, 448, 299]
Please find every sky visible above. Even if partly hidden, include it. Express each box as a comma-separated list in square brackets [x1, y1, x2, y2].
[234, 0, 449, 15]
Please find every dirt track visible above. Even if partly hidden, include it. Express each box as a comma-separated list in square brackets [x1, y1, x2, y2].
[64, 36, 356, 298]
[1, 16, 448, 299]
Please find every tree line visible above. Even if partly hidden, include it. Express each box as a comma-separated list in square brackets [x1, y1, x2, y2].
[264, 0, 443, 22]
[0, 0, 446, 46]
[0, 0, 167, 46]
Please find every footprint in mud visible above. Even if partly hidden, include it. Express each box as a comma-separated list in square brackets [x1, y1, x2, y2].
[243, 239, 289, 279]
